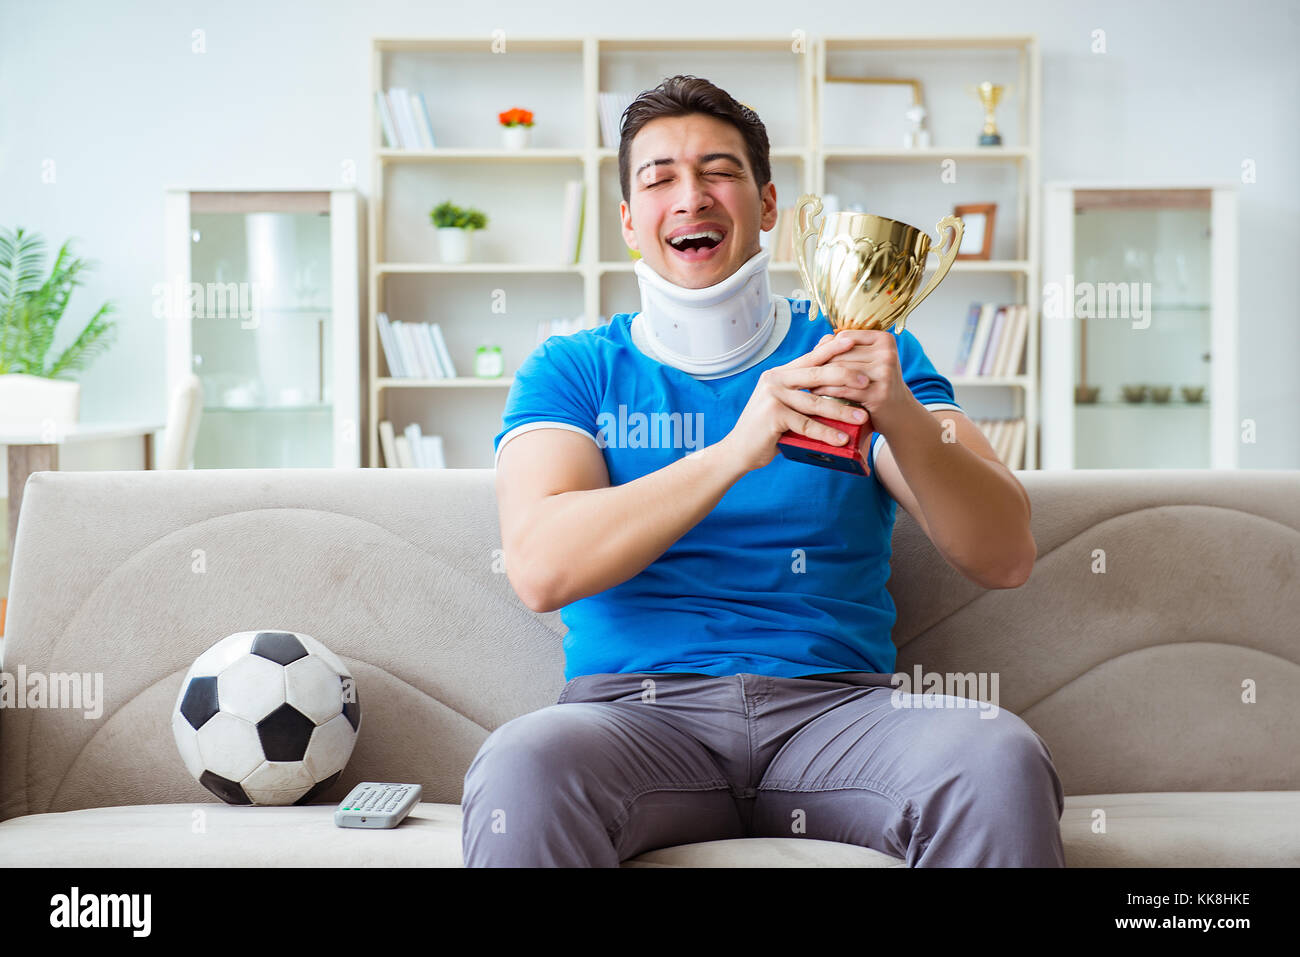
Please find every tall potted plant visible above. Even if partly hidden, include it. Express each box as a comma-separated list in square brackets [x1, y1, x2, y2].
[0, 227, 117, 426]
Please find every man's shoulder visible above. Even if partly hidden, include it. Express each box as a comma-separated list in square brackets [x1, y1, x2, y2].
[542, 315, 631, 353]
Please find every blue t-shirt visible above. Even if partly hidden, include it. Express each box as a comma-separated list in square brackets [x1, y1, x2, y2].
[493, 297, 962, 681]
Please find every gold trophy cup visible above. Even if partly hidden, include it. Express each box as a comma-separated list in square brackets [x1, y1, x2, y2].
[778, 193, 963, 476]
[969, 81, 1010, 146]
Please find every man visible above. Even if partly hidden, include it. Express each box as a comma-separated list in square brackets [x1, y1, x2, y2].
[464, 75, 1064, 867]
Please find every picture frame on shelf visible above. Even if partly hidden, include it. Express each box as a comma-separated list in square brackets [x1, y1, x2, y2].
[954, 202, 996, 260]
[821, 76, 925, 148]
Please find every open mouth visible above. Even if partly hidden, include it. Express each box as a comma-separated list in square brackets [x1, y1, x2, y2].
[666, 230, 726, 262]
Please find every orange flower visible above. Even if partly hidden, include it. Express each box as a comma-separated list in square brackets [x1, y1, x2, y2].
[498, 107, 534, 127]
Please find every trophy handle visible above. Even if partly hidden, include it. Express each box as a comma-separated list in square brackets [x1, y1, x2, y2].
[897, 215, 964, 332]
[793, 194, 830, 324]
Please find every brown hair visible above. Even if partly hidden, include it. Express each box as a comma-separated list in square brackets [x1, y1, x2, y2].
[618, 74, 772, 206]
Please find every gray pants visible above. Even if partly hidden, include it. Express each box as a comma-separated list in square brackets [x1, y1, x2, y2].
[461, 671, 1066, 867]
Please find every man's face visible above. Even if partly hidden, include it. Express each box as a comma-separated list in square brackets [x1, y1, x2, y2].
[620, 113, 778, 290]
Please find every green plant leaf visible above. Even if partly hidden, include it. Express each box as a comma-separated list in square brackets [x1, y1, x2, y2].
[0, 227, 49, 372]
[46, 301, 118, 379]
[0, 228, 116, 378]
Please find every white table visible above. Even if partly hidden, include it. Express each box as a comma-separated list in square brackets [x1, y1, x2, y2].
[3, 421, 165, 561]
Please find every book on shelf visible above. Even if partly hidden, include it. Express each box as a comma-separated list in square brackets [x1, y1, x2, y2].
[378, 314, 462, 379]
[999, 304, 1029, 377]
[990, 420, 1007, 461]
[375, 92, 399, 150]
[428, 323, 457, 377]
[390, 325, 416, 377]
[410, 93, 436, 149]
[380, 87, 436, 150]
[424, 435, 446, 468]
[398, 322, 432, 378]
[381, 420, 446, 468]
[954, 302, 1028, 378]
[412, 323, 442, 379]
[977, 310, 998, 377]
[389, 88, 419, 149]
[378, 420, 398, 467]
[561, 180, 585, 264]
[973, 416, 1027, 470]
[393, 434, 414, 467]
[403, 422, 425, 467]
[598, 92, 635, 149]
[376, 312, 405, 377]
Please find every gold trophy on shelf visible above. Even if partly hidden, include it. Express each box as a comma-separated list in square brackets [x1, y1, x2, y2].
[779, 193, 963, 476]
[969, 81, 1010, 146]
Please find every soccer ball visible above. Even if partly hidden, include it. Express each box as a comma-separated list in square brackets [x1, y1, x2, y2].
[171, 630, 361, 805]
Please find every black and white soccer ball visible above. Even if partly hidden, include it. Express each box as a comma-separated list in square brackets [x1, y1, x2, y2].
[171, 630, 361, 805]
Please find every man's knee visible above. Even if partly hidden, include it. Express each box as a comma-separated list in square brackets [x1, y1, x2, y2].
[464, 704, 606, 796]
[941, 709, 1063, 814]
[461, 705, 626, 867]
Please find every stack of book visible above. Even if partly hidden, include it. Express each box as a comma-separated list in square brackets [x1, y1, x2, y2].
[376, 88, 437, 149]
[974, 417, 1027, 470]
[377, 313, 459, 378]
[378, 421, 446, 468]
[953, 303, 1029, 378]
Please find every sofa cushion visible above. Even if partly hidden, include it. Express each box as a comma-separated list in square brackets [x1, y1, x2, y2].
[0, 803, 467, 867]
[1060, 791, 1300, 867]
[1, 792, 1295, 867]
[622, 838, 905, 867]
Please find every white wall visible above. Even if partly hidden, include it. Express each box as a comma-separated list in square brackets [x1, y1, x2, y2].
[1, 0, 1296, 475]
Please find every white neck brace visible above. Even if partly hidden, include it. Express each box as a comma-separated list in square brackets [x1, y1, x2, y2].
[634, 247, 776, 376]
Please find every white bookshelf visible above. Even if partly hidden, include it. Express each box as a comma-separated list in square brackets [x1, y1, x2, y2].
[367, 34, 1040, 469]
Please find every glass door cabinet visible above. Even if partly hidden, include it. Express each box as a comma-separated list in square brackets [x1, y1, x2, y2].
[164, 190, 362, 468]
[1041, 184, 1238, 469]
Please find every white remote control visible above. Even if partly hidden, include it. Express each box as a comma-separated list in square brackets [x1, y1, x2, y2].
[334, 782, 422, 829]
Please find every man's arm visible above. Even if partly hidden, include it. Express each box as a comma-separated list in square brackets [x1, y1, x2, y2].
[496, 429, 748, 614]
[871, 405, 1035, 589]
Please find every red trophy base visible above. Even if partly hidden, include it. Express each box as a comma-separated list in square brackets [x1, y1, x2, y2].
[777, 412, 872, 476]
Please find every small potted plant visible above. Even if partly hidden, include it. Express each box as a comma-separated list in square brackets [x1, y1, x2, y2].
[430, 201, 488, 264]
[498, 107, 534, 150]
[0, 226, 117, 426]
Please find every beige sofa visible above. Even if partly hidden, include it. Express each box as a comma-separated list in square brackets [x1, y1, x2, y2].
[0, 467, 1297, 867]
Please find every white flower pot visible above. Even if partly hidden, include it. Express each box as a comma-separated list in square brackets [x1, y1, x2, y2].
[437, 227, 472, 264]
[501, 125, 530, 150]
[0, 373, 81, 428]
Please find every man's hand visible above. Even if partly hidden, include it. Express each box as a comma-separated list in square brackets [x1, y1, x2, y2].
[807, 328, 919, 440]
[720, 333, 871, 473]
